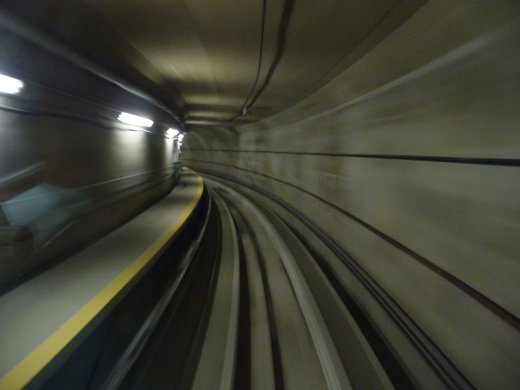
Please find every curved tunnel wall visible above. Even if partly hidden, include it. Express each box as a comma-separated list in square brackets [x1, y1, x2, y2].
[184, 1, 520, 388]
[0, 24, 180, 286]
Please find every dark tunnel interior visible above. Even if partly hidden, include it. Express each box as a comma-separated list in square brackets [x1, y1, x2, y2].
[0, 1, 519, 389]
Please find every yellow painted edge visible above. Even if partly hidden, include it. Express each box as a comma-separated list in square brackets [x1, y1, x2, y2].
[0, 172, 203, 390]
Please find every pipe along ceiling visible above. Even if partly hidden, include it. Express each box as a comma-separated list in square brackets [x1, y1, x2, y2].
[0, 0, 425, 129]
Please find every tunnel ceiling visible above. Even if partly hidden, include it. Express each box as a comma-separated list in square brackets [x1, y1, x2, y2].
[0, 0, 424, 130]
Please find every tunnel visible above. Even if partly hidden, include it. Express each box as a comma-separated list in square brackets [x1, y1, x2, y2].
[0, 0, 518, 389]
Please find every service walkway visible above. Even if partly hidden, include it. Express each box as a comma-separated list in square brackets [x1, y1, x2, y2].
[0, 170, 203, 389]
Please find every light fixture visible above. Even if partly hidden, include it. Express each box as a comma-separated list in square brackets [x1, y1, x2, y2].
[178, 134, 184, 142]
[166, 128, 179, 139]
[117, 112, 154, 128]
[0, 73, 24, 95]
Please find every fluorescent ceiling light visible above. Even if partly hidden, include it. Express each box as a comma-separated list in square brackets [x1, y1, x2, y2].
[117, 112, 154, 128]
[166, 128, 179, 138]
[0, 73, 24, 94]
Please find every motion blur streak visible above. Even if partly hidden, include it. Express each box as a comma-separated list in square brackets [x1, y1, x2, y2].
[0, 0, 519, 389]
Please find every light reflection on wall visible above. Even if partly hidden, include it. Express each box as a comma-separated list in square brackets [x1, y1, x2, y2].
[0, 119, 178, 287]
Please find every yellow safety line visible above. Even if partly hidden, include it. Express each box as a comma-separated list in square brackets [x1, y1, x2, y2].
[0, 171, 203, 390]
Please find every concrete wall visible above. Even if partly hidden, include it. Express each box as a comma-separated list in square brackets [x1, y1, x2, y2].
[184, 0, 520, 387]
[0, 26, 180, 287]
